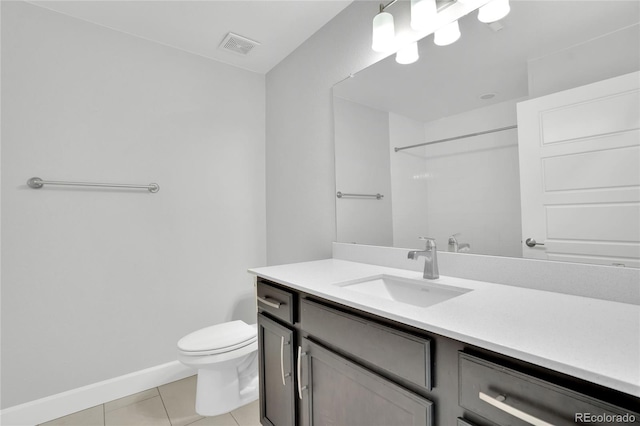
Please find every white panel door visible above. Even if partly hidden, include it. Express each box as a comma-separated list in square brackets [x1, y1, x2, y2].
[517, 71, 640, 267]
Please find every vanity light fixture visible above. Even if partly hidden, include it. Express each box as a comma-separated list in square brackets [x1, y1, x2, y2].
[396, 41, 419, 64]
[434, 20, 461, 46]
[410, 0, 437, 31]
[372, 0, 510, 64]
[372, 4, 396, 53]
[478, 0, 510, 23]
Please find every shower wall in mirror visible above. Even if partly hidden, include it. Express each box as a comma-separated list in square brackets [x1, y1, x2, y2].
[333, 1, 640, 267]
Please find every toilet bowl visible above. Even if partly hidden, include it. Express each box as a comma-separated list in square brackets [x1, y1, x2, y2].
[177, 320, 259, 416]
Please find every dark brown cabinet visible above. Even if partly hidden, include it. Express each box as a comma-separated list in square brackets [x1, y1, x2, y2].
[299, 338, 433, 426]
[458, 352, 640, 426]
[256, 278, 640, 426]
[257, 279, 435, 426]
[257, 313, 295, 426]
[300, 299, 432, 391]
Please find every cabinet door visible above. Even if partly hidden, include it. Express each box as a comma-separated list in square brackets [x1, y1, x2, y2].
[299, 338, 433, 426]
[258, 313, 295, 426]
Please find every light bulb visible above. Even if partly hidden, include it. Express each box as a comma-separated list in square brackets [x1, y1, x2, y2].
[372, 12, 395, 53]
[434, 20, 461, 46]
[478, 0, 510, 23]
[396, 42, 419, 65]
[410, 0, 437, 32]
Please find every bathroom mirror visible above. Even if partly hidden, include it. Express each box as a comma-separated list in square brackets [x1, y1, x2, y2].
[333, 0, 640, 267]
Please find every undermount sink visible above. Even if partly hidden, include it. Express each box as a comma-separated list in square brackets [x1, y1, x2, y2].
[335, 274, 472, 308]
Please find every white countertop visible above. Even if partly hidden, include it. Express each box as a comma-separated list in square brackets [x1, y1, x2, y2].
[249, 258, 640, 397]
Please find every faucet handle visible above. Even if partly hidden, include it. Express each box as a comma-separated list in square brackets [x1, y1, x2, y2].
[448, 233, 461, 244]
[418, 236, 437, 249]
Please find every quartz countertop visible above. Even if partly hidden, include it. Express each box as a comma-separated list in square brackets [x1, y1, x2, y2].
[249, 258, 640, 397]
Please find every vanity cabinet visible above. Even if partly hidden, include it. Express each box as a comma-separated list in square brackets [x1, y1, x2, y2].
[458, 353, 640, 426]
[257, 278, 435, 426]
[300, 299, 432, 391]
[257, 314, 296, 426]
[299, 338, 433, 426]
[256, 278, 640, 426]
[257, 281, 297, 426]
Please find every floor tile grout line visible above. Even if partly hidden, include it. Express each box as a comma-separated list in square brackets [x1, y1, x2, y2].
[156, 386, 174, 426]
[37, 381, 256, 426]
[229, 411, 241, 426]
[104, 390, 160, 414]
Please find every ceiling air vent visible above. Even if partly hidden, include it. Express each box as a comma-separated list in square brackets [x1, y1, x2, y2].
[219, 32, 260, 56]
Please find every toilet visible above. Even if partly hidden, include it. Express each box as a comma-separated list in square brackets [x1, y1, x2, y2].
[177, 320, 259, 416]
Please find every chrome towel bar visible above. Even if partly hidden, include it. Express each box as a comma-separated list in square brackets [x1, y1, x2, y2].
[27, 177, 159, 193]
[336, 191, 383, 200]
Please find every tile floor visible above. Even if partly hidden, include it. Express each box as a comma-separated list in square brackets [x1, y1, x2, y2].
[38, 375, 260, 426]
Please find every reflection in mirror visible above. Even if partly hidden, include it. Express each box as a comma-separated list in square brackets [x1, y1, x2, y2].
[333, 1, 640, 267]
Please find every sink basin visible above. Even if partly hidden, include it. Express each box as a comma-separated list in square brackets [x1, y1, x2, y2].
[335, 274, 471, 308]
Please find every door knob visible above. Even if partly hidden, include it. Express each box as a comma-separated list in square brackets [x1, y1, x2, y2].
[525, 238, 545, 248]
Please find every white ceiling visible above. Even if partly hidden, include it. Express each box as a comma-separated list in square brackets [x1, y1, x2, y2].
[28, 0, 353, 74]
[333, 1, 640, 123]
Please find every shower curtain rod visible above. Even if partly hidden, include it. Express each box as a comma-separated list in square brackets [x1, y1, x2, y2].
[394, 125, 518, 152]
[27, 177, 160, 193]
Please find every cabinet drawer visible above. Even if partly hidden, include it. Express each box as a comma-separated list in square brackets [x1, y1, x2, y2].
[257, 280, 294, 324]
[459, 352, 640, 426]
[300, 298, 432, 390]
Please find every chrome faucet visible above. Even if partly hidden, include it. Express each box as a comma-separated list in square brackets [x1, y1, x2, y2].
[448, 233, 471, 253]
[408, 237, 439, 280]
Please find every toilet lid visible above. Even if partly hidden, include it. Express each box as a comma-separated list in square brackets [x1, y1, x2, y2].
[178, 320, 256, 353]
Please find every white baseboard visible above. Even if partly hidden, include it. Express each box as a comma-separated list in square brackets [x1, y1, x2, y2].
[0, 361, 193, 426]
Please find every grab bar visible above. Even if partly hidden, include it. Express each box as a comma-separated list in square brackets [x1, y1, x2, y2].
[27, 177, 159, 193]
[336, 192, 383, 200]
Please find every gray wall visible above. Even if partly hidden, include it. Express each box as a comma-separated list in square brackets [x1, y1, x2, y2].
[334, 97, 393, 246]
[264, 1, 640, 267]
[265, 1, 385, 265]
[1, 2, 266, 408]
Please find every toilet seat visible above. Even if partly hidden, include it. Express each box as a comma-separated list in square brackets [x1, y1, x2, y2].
[178, 320, 257, 356]
[177, 320, 259, 416]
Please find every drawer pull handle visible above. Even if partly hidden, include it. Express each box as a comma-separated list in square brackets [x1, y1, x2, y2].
[280, 336, 291, 386]
[479, 392, 554, 426]
[257, 296, 281, 309]
[297, 346, 308, 400]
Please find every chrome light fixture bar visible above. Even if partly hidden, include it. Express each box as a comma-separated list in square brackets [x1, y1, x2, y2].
[372, 0, 511, 64]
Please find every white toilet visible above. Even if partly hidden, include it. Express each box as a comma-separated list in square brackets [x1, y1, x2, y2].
[177, 320, 259, 416]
